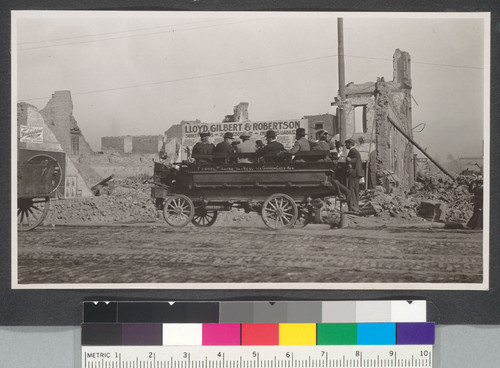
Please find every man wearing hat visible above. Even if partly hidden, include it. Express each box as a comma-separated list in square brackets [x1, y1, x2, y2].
[345, 138, 364, 212]
[235, 132, 255, 163]
[191, 132, 215, 164]
[214, 132, 235, 162]
[288, 127, 311, 155]
[312, 129, 330, 152]
[256, 130, 285, 162]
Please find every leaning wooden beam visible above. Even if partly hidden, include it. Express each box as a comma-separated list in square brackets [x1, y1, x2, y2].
[387, 116, 456, 181]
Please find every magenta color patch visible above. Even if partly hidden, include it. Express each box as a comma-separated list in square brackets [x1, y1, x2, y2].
[202, 324, 241, 345]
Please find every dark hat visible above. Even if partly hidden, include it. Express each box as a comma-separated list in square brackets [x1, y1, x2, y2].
[199, 132, 210, 137]
[239, 132, 251, 139]
[316, 129, 326, 135]
[296, 127, 306, 136]
[223, 132, 234, 139]
[345, 138, 356, 145]
[265, 130, 276, 138]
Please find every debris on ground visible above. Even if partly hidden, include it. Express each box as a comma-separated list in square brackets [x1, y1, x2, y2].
[45, 177, 158, 225]
[43, 171, 482, 227]
[357, 173, 480, 224]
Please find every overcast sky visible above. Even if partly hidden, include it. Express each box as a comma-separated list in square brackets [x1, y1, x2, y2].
[13, 11, 488, 161]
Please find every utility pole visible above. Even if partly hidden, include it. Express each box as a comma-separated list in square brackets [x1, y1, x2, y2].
[337, 18, 347, 143]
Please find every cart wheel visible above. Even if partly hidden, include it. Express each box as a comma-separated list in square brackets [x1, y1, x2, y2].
[18, 196, 50, 231]
[262, 193, 298, 230]
[191, 209, 218, 227]
[163, 195, 194, 227]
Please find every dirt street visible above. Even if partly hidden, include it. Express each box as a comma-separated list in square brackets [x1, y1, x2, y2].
[16, 221, 482, 285]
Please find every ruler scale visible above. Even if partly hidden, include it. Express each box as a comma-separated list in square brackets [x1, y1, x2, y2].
[82, 346, 433, 368]
[82, 301, 433, 368]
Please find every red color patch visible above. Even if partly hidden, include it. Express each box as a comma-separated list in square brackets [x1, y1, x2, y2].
[241, 324, 279, 345]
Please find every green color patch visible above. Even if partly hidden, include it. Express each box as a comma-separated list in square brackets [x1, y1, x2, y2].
[317, 323, 357, 345]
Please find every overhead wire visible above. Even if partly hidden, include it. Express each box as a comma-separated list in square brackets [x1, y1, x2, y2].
[18, 19, 264, 51]
[19, 54, 338, 102]
[17, 19, 223, 45]
[17, 51, 483, 102]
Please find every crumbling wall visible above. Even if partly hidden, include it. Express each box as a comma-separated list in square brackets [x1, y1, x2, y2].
[39, 91, 94, 156]
[80, 153, 157, 179]
[18, 103, 62, 152]
[344, 49, 414, 193]
[233, 102, 249, 122]
[102, 136, 133, 153]
[374, 92, 391, 188]
[132, 135, 162, 154]
[101, 135, 162, 154]
[17, 102, 94, 197]
[344, 94, 376, 142]
[393, 48, 412, 89]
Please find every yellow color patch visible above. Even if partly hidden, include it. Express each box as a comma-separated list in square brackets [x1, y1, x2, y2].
[279, 323, 316, 345]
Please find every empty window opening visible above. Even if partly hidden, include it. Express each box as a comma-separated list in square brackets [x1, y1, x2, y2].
[354, 106, 367, 133]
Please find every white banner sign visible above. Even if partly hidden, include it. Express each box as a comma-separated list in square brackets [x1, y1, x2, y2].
[19, 125, 43, 143]
[181, 119, 308, 159]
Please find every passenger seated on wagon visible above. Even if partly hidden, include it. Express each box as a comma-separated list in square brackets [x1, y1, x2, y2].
[288, 127, 310, 154]
[214, 132, 236, 163]
[287, 127, 311, 162]
[235, 132, 256, 163]
[256, 130, 285, 162]
[192, 132, 215, 164]
[311, 129, 333, 162]
[312, 129, 330, 151]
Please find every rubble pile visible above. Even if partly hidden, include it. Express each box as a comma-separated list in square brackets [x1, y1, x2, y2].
[411, 174, 476, 223]
[359, 173, 479, 223]
[45, 178, 158, 225]
[360, 187, 420, 221]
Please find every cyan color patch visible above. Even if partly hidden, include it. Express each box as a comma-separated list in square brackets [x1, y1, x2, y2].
[357, 323, 396, 345]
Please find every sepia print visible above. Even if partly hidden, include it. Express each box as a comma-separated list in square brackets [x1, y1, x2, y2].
[12, 11, 489, 289]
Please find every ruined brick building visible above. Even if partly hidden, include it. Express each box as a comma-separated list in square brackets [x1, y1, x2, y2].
[341, 48, 415, 192]
[17, 91, 103, 197]
[222, 102, 250, 123]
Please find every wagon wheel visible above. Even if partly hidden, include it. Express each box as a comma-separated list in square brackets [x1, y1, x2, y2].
[27, 154, 63, 194]
[163, 194, 195, 227]
[18, 196, 50, 231]
[191, 208, 218, 227]
[261, 193, 298, 230]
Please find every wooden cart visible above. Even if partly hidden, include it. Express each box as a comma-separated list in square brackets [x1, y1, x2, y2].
[17, 149, 65, 231]
[151, 151, 347, 230]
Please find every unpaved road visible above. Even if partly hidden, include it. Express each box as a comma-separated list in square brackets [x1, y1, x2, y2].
[16, 221, 483, 285]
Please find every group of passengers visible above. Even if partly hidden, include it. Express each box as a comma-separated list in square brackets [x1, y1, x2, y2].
[191, 127, 341, 164]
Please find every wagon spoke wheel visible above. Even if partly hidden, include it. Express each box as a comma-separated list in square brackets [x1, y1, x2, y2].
[191, 208, 218, 227]
[163, 195, 194, 227]
[18, 196, 50, 231]
[262, 193, 298, 230]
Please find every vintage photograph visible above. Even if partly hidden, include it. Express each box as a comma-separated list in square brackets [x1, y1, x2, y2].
[12, 11, 489, 289]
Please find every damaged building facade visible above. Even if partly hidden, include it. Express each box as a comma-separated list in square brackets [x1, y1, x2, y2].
[340, 48, 415, 192]
[17, 91, 101, 198]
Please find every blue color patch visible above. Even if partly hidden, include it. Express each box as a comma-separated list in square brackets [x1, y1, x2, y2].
[357, 323, 396, 345]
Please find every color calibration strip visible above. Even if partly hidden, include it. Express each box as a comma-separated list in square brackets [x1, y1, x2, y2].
[81, 322, 434, 346]
[83, 300, 427, 323]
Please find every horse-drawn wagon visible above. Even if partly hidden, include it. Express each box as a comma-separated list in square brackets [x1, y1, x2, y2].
[151, 151, 348, 230]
